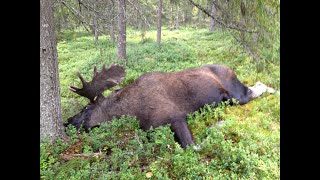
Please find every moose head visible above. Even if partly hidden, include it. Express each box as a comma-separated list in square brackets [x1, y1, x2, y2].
[65, 64, 125, 130]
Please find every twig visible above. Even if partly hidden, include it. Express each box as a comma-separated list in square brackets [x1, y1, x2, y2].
[77, 0, 119, 24]
[188, 0, 257, 33]
[188, 0, 260, 61]
[227, 29, 259, 61]
[60, 0, 104, 34]
[77, 0, 109, 20]
[127, 0, 151, 28]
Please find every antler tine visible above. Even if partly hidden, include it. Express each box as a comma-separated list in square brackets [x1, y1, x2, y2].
[77, 72, 88, 87]
[93, 65, 97, 76]
[69, 64, 126, 102]
[92, 64, 107, 82]
[69, 85, 79, 91]
[101, 64, 107, 73]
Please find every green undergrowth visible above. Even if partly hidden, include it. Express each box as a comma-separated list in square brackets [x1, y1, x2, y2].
[41, 28, 280, 179]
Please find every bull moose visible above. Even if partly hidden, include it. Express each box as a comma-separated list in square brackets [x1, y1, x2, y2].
[65, 64, 275, 149]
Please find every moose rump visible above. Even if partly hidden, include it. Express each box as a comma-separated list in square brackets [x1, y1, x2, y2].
[66, 64, 267, 149]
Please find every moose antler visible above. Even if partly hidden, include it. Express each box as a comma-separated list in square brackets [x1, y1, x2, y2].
[69, 64, 125, 102]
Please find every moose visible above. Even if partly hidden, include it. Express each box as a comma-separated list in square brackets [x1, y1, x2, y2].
[65, 64, 275, 149]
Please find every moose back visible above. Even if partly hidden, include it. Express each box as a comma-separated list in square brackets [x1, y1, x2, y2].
[65, 64, 274, 148]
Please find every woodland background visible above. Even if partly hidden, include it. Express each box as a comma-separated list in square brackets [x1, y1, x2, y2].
[40, 0, 280, 179]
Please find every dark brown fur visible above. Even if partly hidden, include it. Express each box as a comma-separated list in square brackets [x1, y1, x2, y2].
[66, 64, 253, 148]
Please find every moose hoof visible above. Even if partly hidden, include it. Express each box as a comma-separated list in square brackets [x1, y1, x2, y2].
[192, 144, 202, 152]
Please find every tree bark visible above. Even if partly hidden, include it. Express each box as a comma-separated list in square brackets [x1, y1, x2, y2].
[40, 0, 66, 142]
[157, 0, 162, 45]
[110, 0, 115, 44]
[209, 0, 216, 32]
[117, 0, 126, 60]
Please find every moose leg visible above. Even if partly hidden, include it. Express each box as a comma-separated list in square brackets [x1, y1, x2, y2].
[169, 113, 195, 149]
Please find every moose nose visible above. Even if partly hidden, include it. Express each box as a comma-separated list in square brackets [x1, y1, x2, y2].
[63, 122, 70, 127]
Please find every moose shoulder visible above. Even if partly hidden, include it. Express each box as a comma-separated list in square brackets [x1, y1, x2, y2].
[65, 64, 275, 149]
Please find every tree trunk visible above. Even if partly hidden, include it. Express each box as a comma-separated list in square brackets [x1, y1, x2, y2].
[56, 12, 62, 34]
[175, 4, 179, 29]
[40, 0, 66, 142]
[103, 18, 107, 35]
[240, 0, 246, 41]
[182, 10, 185, 24]
[169, 0, 173, 31]
[184, 5, 191, 25]
[117, 0, 126, 60]
[110, 0, 115, 44]
[209, 0, 216, 32]
[93, 2, 99, 44]
[62, 9, 69, 29]
[198, 8, 202, 23]
[157, 0, 162, 45]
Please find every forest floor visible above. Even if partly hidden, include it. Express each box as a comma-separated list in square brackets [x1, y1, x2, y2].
[41, 27, 280, 179]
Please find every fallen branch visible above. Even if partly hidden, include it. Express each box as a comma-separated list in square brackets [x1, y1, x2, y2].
[61, 152, 105, 161]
